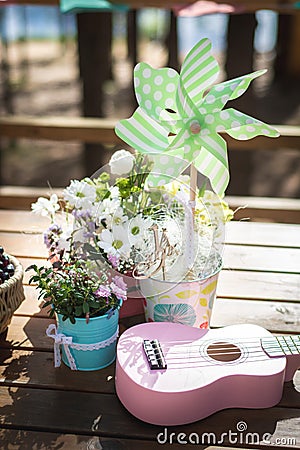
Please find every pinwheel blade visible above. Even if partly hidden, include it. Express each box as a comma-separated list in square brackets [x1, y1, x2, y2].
[134, 62, 179, 124]
[195, 133, 229, 196]
[146, 151, 190, 188]
[115, 107, 169, 153]
[180, 38, 220, 107]
[201, 69, 267, 113]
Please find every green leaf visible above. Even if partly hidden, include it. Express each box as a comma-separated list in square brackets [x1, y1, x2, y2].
[82, 303, 89, 314]
[26, 264, 37, 272]
[75, 306, 83, 316]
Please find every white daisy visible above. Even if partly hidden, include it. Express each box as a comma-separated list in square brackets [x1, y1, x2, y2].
[63, 180, 96, 210]
[31, 194, 60, 219]
[98, 226, 131, 258]
[127, 215, 152, 245]
[93, 197, 121, 226]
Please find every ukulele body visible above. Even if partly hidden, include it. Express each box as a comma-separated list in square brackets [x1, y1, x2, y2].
[115, 323, 294, 425]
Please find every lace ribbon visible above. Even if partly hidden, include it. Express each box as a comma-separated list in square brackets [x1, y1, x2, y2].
[46, 323, 119, 370]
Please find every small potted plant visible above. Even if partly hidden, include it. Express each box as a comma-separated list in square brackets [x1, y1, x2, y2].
[28, 234, 126, 371]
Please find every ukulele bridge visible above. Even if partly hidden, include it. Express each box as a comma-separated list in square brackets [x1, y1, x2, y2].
[143, 339, 167, 370]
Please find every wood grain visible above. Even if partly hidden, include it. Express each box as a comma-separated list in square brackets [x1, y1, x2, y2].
[0, 116, 299, 149]
[0, 349, 116, 394]
[223, 245, 300, 274]
[0, 429, 199, 450]
[218, 270, 300, 302]
[225, 221, 300, 248]
[211, 298, 300, 333]
[0, 385, 299, 447]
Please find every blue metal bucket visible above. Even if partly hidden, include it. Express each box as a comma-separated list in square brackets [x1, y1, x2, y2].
[56, 308, 120, 371]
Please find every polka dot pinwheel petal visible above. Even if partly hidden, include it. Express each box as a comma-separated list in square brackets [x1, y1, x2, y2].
[134, 62, 179, 124]
[201, 69, 267, 112]
[220, 109, 280, 140]
[146, 152, 190, 188]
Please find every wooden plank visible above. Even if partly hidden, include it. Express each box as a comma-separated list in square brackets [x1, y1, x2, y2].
[0, 190, 299, 227]
[0, 210, 52, 233]
[12, 281, 300, 334]
[226, 196, 300, 224]
[0, 232, 47, 258]
[0, 429, 198, 450]
[0, 186, 61, 211]
[211, 298, 300, 333]
[13, 285, 47, 317]
[0, 116, 299, 149]
[0, 349, 116, 394]
[0, 116, 121, 145]
[217, 270, 300, 302]
[223, 245, 300, 274]
[0, 316, 54, 350]
[0, 386, 299, 447]
[225, 221, 300, 248]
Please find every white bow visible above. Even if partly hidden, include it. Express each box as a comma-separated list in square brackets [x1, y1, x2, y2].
[46, 324, 77, 370]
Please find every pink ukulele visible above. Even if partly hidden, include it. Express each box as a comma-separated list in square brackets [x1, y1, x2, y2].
[115, 322, 300, 425]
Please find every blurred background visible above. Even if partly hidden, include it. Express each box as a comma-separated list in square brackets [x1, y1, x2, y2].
[0, 4, 299, 197]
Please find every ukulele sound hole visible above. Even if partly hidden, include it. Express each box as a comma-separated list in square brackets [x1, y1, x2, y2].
[206, 341, 241, 362]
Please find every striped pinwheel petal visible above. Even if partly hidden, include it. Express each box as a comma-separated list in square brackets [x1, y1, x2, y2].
[115, 107, 169, 153]
[176, 75, 200, 120]
[195, 133, 229, 196]
[180, 38, 220, 107]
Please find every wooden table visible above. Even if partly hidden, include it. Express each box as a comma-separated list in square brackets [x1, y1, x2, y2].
[0, 209, 300, 449]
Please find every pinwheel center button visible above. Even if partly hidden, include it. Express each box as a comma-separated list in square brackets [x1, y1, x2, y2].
[189, 121, 201, 135]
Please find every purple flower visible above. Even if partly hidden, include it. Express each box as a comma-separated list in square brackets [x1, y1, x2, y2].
[94, 285, 111, 298]
[110, 282, 127, 301]
[43, 224, 62, 249]
[108, 253, 120, 268]
[112, 275, 127, 291]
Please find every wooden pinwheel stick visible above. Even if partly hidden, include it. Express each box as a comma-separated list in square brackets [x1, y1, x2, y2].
[190, 163, 197, 208]
[185, 163, 197, 274]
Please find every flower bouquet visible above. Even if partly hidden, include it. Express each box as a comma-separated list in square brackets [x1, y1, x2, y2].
[30, 146, 233, 326]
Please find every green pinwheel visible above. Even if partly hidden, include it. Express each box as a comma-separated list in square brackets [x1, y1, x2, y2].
[115, 38, 279, 197]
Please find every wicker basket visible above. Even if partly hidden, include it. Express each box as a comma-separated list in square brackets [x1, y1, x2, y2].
[0, 254, 25, 334]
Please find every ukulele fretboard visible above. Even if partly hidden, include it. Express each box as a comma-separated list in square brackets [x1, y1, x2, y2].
[261, 335, 300, 357]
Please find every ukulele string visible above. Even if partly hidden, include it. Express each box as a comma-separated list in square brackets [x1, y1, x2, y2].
[161, 336, 273, 346]
[164, 348, 263, 360]
[165, 356, 274, 369]
[162, 342, 266, 356]
[164, 349, 264, 363]
[159, 341, 283, 367]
